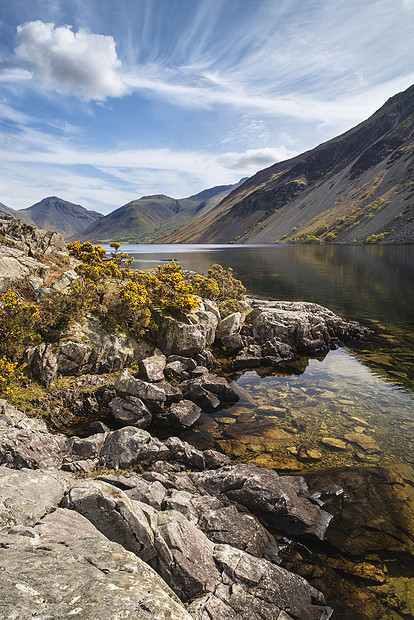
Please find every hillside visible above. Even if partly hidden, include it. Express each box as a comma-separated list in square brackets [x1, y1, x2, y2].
[19, 196, 103, 240]
[0, 201, 34, 224]
[72, 181, 245, 243]
[161, 84, 414, 244]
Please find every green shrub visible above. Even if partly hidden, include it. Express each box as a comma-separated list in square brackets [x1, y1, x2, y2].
[0, 358, 26, 397]
[0, 289, 40, 359]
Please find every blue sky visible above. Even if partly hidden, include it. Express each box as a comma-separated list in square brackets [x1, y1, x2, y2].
[1, 0, 414, 214]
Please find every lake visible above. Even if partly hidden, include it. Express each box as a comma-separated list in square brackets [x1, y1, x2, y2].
[104, 243, 414, 472]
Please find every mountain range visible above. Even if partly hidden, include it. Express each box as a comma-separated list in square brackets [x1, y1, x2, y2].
[159, 84, 414, 244]
[2, 84, 413, 245]
[72, 180, 246, 243]
[18, 197, 103, 240]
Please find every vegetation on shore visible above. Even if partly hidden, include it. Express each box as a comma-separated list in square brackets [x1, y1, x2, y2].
[0, 241, 246, 397]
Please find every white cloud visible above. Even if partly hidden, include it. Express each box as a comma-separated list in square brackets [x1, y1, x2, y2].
[402, 0, 414, 9]
[218, 147, 296, 171]
[14, 20, 128, 100]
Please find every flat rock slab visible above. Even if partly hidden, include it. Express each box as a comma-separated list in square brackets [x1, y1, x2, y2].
[0, 507, 191, 620]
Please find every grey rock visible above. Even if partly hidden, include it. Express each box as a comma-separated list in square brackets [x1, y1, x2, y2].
[195, 350, 217, 370]
[51, 268, 78, 291]
[139, 353, 166, 382]
[0, 217, 66, 256]
[109, 395, 152, 428]
[0, 400, 68, 469]
[23, 343, 58, 387]
[246, 299, 368, 355]
[100, 426, 170, 469]
[221, 332, 244, 354]
[183, 373, 239, 406]
[216, 312, 244, 340]
[158, 400, 201, 429]
[189, 464, 333, 540]
[157, 302, 219, 356]
[156, 379, 184, 405]
[115, 369, 166, 412]
[164, 437, 205, 470]
[68, 433, 107, 460]
[188, 544, 332, 620]
[0, 466, 73, 529]
[167, 355, 197, 371]
[164, 360, 190, 381]
[0, 507, 191, 619]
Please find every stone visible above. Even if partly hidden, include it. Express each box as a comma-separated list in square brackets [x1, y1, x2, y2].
[164, 360, 190, 381]
[67, 433, 107, 461]
[0, 507, 191, 619]
[0, 467, 73, 529]
[158, 400, 201, 429]
[216, 312, 244, 340]
[183, 373, 239, 404]
[51, 269, 78, 291]
[139, 353, 166, 382]
[164, 437, 206, 470]
[100, 427, 169, 469]
[221, 332, 244, 354]
[115, 369, 166, 412]
[344, 432, 380, 453]
[0, 400, 68, 469]
[321, 437, 348, 451]
[109, 395, 152, 428]
[189, 464, 333, 540]
[167, 355, 197, 371]
[156, 302, 219, 356]
[195, 350, 217, 370]
[23, 343, 58, 387]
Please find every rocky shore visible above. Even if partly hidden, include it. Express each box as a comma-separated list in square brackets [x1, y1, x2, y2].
[4, 216, 406, 619]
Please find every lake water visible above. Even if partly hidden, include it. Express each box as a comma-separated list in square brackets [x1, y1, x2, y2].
[105, 243, 414, 471]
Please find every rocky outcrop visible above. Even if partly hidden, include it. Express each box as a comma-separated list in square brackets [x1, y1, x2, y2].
[157, 301, 220, 356]
[24, 316, 153, 386]
[0, 216, 66, 256]
[0, 245, 50, 294]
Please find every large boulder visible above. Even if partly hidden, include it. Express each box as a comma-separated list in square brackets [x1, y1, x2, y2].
[0, 507, 191, 619]
[188, 464, 333, 540]
[109, 395, 152, 428]
[24, 317, 154, 386]
[246, 299, 368, 355]
[0, 216, 66, 256]
[115, 369, 166, 412]
[0, 245, 50, 293]
[156, 302, 219, 356]
[0, 400, 68, 470]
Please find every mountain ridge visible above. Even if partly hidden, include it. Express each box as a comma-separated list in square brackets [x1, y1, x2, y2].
[159, 84, 414, 244]
[19, 196, 103, 240]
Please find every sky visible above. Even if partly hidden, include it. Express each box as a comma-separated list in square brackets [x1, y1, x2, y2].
[1, 0, 414, 214]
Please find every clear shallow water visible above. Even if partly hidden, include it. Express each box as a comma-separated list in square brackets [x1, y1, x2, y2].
[106, 243, 414, 470]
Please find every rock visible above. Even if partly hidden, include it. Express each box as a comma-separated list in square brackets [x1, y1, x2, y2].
[156, 302, 219, 356]
[188, 544, 332, 620]
[164, 437, 206, 470]
[139, 353, 166, 382]
[203, 450, 233, 469]
[109, 395, 152, 428]
[164, 360, 190, 381]
[182, 373, 239, 405]
[0, 400, 68, 469]
[321, 437, 348, 451]
[246, 299, 368, 356]
[158, 400, 201, 429]
[67, 433, 107, 461]
[0, 467, 73, 529]
[0, 217, 66, 256]
[344, 432, 380, 453]
[115, 369, 166, 412]
[156, 379, 184, 405]
[195, 350, 217, 370]
[167, 355, 197, 371]
[51, 269, 78, 291]
[221, 332, 244, 354]
[23, 343, 58, 387]
[100, 427, 169, 469]
[216, 312, 244, 340]
[0, 506, 191, 619]
[188, 464, 333, 540]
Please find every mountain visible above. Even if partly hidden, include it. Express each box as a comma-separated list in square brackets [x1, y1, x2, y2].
[19, 197, 103, 240]
[0, 201, 34, 224]
[71, 180, 246, 243]
[161, 84, 414, 244]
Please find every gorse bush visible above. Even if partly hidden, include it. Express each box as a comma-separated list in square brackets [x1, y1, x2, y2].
[0, 289, 40, 358]
[0, 358, 26, 397]
[36, 245, 247, 339]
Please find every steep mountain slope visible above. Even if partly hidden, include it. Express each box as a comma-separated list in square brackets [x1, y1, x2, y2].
[163, 84, 414, 244]
[19, 197, 103, 240]
[73, 181, 244, 243]
[0, 201, 34, 224]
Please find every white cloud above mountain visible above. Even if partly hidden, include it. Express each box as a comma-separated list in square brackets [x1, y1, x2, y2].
[14, 20, 128, 100]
